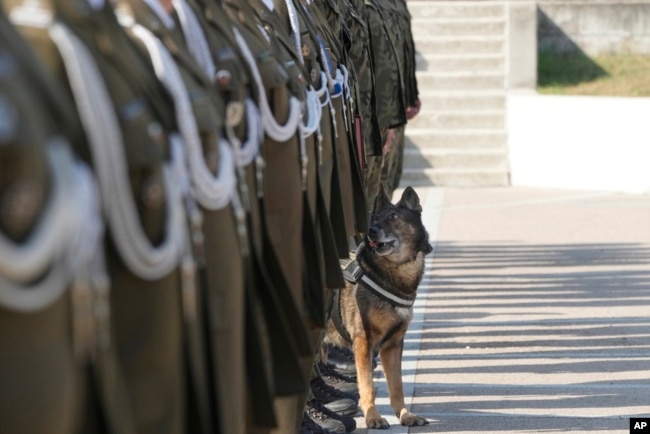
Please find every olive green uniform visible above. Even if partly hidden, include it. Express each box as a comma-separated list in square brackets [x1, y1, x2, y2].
[0, 0, 406, 432]
[21, 2, 188, 433]
[223, 0, 319, 431]
[121, 2, 250, 433]
[0, 10, 89, 434]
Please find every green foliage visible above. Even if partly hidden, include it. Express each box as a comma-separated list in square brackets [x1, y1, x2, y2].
[537, 52, 650, 97]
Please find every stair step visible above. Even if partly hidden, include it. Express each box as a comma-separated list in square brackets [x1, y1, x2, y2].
[416, 53, 504, 73]
[402, 148, 508, 169]
[404, 0, 510, 187]
[415, 35, 504, 54]
[400, 167, 510, 187]
[406, 1, 506, 19]
[407, 110, 505, 130]
[411, 17, 505, 37]
[415, 71, 505, 90]
[417, 90, 506, 111]
[405, 129, 507, 149]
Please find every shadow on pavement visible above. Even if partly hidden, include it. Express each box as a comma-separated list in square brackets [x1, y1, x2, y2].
[388, 240, 650, 432]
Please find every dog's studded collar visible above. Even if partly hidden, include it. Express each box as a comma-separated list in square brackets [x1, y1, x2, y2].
[340, 256, 416, 309]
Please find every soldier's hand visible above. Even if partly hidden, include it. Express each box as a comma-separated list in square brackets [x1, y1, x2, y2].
[406, 98, 421, 120]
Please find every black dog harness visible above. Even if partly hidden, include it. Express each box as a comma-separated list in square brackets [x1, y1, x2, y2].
[332, 255, 417, 344]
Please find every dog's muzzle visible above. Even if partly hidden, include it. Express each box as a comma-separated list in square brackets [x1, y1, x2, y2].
[367, 226, 398, 256]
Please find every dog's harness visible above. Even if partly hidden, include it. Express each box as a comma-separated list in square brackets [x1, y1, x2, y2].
[332, 252, 417, 344]
[341, 258, 417, 308]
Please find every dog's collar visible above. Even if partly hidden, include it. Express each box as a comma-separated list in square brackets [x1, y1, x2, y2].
[340, 256, 416, 309]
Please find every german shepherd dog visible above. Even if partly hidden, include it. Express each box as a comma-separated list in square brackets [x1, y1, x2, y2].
[325, 186, 432, 429]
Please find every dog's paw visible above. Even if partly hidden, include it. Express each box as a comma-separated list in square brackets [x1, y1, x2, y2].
[366, 416, 390, 429]
[399, 412, 429, 427]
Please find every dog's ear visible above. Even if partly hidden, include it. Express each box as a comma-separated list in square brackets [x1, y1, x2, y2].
[373, 184, 392, 212]
[397, 186, 422, 213]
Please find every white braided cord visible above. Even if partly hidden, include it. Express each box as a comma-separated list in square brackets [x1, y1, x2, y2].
[172, 0, 216, 81]
[232, 27, 301, 142]
[0, 140, 105, 312]
[50, 22, 185, 280]
[132, 23, 236, 211]
[339, 64, 352, 101]
[334, 69, 349, 132]
[229, 98, 262, 167]
[302, 85, 321, 137]
[283, 0, 303, 64]
[142, 0, 175, 29]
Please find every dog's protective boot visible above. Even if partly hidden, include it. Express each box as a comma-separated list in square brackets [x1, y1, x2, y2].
[304, 400, 346, 433]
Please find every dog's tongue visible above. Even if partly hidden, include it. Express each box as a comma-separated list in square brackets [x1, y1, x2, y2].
[368, 240, 379, 249]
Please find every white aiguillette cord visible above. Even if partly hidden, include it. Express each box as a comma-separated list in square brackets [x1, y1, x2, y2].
[171, 0, 216, 81]
[166, 0, 260, 224]
[302, 85, 322, 137]
[131, 22, 249, 254]
[0, 139, 105, 312]
[282, 0, 303, 64]
[49, 22, 186, 281]
[130, 22, 236, 211]
[232, 26, 302, 143]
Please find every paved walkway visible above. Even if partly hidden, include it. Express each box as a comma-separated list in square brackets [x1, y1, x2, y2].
[354, 186, 650, 433]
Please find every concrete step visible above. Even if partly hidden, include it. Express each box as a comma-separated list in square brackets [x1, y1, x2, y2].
[400, 167, 510, 187]
[415, 35, 504, 55]
[407, 110, 505, 130]
[411, 17, 505, 37]
[415, 71, 505, 90]
[405, 129, 507, 150]
[404, 0, 510, 187]
[406, 1, 505, 20]
[416, 52, 505, 73]
[417, 90, 506, 111]
[402, 147, 508, 170]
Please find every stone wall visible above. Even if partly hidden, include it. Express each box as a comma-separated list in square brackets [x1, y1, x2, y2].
[538, 1, 650, 55]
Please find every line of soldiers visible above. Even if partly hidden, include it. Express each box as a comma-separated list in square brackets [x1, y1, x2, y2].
[0, 0, 419, 431]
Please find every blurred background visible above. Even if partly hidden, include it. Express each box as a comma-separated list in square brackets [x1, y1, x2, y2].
[402, 0, 650, 195]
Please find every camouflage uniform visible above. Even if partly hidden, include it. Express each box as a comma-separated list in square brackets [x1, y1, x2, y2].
[381, 0, 419, 197]
[363, 0, 407, 207]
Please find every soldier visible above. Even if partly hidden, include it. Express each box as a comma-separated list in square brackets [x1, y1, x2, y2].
[223, 0, 327, 432]
[167, 2, 260, 433]
[396, 0, 420, 123]
[0, 4, 136, 434]
[332, 0, 380, 223]
[313, 0, 367, 246]
[117, 1, 255, 433]
[267, 0, 363, 432]
[313, 0, 369, 240]
[380, 0, 420, 197]
[10, 0, 198, 432]
[353, 0, 405, 212]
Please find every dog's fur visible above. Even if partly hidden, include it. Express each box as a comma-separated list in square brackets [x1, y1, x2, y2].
[325, 186, 432, 429]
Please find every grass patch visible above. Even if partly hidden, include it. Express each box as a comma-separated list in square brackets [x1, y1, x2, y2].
[537, 52, 650, 97]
